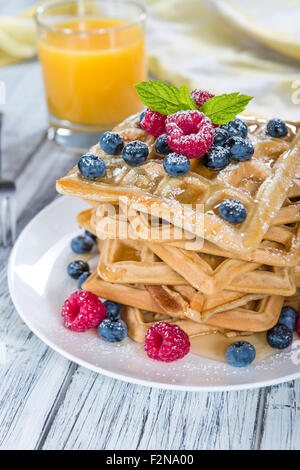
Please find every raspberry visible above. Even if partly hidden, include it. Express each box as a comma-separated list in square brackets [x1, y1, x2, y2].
[296, 312, 300, 336]
[140, 107, 166, 137]
[190, 88, 214, 108]
[144, 322, 190, 362]
[166, 110, 214, 159]
[190, 89, 219, 128]
[61, 290, 106, 332]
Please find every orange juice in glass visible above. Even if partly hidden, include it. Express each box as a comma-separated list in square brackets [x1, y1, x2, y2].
[35, 0, 147, 151]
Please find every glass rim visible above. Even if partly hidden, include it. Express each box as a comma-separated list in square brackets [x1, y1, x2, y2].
[35, 0, 146, 35]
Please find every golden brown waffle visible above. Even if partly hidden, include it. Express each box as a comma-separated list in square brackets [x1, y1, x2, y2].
[95, 233, 295, 296]
[187, 295, 284, 332]
[145, 284, 265, 321]
[78, 198, 300, 267]
[84, 271, 283, 332]
[82, 270, 265, 321]
[57, 114, 300, 254]
[149, 243, 296, 296]
[83, 270, 283, 331]
[97, 238, 185, 285]
[296, 264, 300, 287]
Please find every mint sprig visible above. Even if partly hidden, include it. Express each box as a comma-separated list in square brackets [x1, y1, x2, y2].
[135, 80, 253, 125]
[199, 92, 253, 125]
[135, 80, 197, 115]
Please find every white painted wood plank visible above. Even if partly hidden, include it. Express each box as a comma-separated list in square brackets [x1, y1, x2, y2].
[259, 380, 300, 450]
[41, 366, 262, 450]
[0, 61, 48, 179]
[0, 256, 73, 450]
[0, 57, 79, 449]
[15, 138, 79, 225]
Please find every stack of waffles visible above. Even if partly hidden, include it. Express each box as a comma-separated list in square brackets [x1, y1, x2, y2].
[57, 113, 300, 362]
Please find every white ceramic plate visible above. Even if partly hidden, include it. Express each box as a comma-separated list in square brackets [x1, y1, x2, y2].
[8, 196, 300, 391]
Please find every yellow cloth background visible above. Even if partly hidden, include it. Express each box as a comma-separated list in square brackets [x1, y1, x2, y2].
[0, 5, 37, 66]
[1, 0, 300, 119]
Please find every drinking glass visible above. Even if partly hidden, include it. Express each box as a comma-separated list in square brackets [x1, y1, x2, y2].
[35, 0, 147, 152]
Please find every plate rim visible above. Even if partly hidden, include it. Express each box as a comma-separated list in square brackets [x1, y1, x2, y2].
[7, 196, 300, 392]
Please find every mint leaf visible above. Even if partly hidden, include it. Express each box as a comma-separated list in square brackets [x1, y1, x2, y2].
[135, 80, 196, 115]
[199, 93, 253, 125]
[135, 81, 253, 123]
[178, 84, 198, 110]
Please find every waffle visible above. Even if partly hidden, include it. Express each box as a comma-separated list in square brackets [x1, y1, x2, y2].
[148, 243, 296, 296]
[78, 198, 300, 267]
[95, 231, 295, 295]
[82, 270, 266, 321]
[186, 295, 284, 332]
[57, 114, 300, 254]
[83, 268, 283, 332]
[296, 264, 300, 287]
[97, 238, 185, 285]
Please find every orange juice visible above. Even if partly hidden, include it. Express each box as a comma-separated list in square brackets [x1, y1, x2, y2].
[37, 18, 146, 127]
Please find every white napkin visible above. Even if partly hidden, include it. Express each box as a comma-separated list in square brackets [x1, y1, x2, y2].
[147, 0, 300, 120]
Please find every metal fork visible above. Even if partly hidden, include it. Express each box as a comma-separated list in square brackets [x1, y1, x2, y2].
[0, 113, 16, 246]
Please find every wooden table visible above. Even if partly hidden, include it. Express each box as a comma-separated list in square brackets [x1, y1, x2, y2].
[0, 3, 299, 451]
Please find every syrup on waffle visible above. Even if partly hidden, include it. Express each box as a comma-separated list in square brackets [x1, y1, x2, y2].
[121, 306, 282, 364]
[57, 114, 300, 254]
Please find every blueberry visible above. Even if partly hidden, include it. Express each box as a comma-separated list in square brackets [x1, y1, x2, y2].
[71, 235, 94, 254]
[203, 146, 230, 170]
[78, 154, 106, 179]
[77, 271, 91, 289]
[225, 341, 256, 367]
[122, 141, 149, 166]
[267, 324, 293, 350]
[213, 128, 229, 146]
[100, 131, 123, 155]
[222, 118, 248, 138]
[98, 318, 127, 343]
[67, 260, 90, 279]
[84, 230, 97, 242]
[155, 134, 171, 154]
[139, 111, 145, 126]
[104, 300, 121, 320]
[277, 306, 298, 331]
[226, 136, 254, 161]
[163, 153, 190, 176]
[267, 118, 288, 138]
[219, 199, 247, 224]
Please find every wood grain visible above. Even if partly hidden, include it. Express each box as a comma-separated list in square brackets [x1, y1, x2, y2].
[42, 368, 262, 450]
[259, 381, 300, 450]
